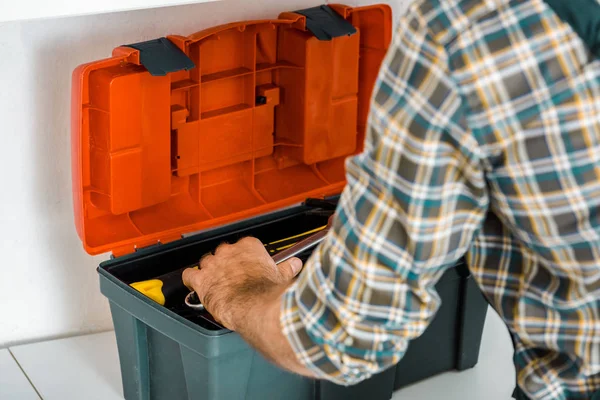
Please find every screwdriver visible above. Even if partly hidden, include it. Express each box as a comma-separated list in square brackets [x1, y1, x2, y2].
[130, 266, 198, 307]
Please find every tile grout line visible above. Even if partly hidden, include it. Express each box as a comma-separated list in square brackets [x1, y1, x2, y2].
[8, 348, 44, 400]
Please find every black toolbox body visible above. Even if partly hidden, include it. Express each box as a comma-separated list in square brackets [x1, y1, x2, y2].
[99, 204, 488, 400]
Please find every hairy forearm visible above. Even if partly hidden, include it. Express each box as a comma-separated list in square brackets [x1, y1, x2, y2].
[235, 288, 317, 378]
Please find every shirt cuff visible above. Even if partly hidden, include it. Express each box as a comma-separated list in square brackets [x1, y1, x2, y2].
[279, 258, 374, 386]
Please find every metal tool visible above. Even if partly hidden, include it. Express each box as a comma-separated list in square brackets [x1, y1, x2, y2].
[184, 222, 332, 311]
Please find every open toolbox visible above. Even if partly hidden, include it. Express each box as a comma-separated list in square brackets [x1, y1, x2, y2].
[71, 4, 489, 400]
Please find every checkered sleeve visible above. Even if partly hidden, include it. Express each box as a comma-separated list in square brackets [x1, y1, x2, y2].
[280, 19, 490, 385]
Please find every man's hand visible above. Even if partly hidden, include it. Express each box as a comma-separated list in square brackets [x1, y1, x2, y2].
[182, 237, 303, 331]
[182, 237, 315, 377]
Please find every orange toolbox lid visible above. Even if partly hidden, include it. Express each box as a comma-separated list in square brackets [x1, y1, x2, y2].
[71, 4, 392, 256]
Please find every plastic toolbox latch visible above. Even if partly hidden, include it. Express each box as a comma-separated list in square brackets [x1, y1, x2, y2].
[295, 5, 357, 41]
[125, 37, 195, 76]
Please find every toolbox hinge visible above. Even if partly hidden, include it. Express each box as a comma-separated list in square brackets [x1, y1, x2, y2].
[124, 37, 195, 76]
[294, 5, 357, 41]
[110, 241, 164, 259]
[134, 241, 163, 253]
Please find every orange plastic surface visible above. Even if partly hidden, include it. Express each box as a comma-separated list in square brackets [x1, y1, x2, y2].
[71, 4, 392, 256]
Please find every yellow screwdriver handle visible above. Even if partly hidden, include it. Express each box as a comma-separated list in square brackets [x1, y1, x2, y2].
[131, 280, 166, 305]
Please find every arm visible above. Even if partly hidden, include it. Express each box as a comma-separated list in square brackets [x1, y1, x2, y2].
[182, 238, 317, 376]
[232, 285, 317, 376]
[184, 15, 489, 384]
[279, 20, 489, 384]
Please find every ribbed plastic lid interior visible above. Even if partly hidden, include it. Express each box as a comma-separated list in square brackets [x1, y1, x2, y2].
[71, 4, 392, 255]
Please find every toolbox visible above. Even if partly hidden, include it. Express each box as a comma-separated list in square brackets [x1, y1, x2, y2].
[71, 4, 489, 400]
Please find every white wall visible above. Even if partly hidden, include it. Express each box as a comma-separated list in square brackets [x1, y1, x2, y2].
[0, 0, 219, 23]
[0, 0, 412, 348]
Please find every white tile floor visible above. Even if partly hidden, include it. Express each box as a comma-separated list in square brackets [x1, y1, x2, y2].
[2, 308, 516, 400]
[0, 349, 40, 400]
[10, 333, 123, 400]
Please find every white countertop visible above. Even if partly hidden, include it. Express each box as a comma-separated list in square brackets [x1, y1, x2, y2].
[2, 307, 515, 400]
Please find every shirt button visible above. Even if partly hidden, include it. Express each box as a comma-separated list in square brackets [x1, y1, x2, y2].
[344, 337, 354, 346]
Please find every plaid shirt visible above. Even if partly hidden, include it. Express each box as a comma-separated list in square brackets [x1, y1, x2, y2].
[280, 0, 600, 399]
